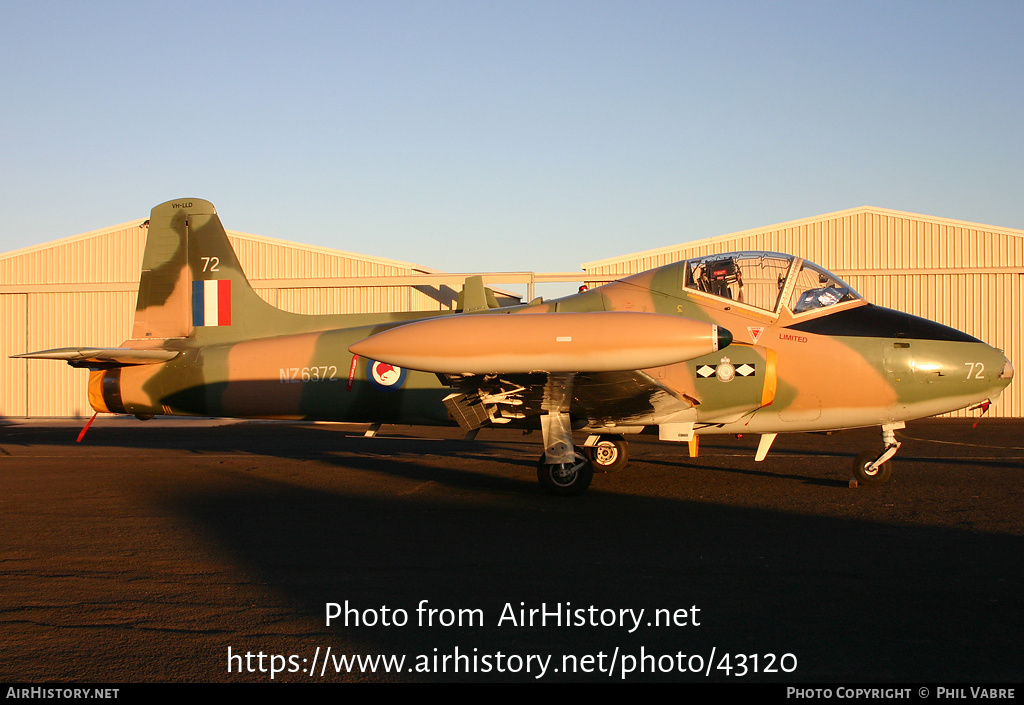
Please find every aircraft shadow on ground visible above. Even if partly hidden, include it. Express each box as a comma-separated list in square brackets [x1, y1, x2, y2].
[10, 415, 1020, 485]
[144, 435, 1024, 682]
[4, 419, 1022, 682]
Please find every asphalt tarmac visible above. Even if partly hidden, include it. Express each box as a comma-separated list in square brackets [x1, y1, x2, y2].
[1, 417, 1021, 683]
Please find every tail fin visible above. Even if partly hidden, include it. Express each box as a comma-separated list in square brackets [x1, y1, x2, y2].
[131, 198, 284, 343]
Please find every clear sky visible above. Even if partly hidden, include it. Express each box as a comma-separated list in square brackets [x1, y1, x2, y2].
[2, 1, 1022, 293]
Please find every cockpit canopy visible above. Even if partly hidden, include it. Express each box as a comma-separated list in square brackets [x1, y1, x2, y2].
[683, 251, 860, 315]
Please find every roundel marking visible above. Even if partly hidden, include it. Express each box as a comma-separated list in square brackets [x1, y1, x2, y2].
[716, 358, 736, 383]
[367, 360, 407, 391]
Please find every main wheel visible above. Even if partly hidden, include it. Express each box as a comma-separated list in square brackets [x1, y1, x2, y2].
[584, 435, 629, 473]
[537, 449, 594, 496]
[852, 450, 892, 485]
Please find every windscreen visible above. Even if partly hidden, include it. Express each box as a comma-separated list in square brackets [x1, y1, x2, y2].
[788, 261, 860, 313]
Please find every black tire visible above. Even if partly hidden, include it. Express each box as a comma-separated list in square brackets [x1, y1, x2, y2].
[537, 449, 594, 496]
[852, 449, 892, 485]
[584, 435, 629, 473]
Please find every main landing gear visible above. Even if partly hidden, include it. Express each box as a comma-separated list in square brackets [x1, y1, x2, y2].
[536, 433, 631, 496]
[536, 375, 599, 496]
[536, 433, 628, 496]
[537, 449, 594, 496]
[851, 422, 904, 486]
[582, 434, 630, 473]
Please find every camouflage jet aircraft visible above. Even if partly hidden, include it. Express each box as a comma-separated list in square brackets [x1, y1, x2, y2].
[16, 198, 1014, 495]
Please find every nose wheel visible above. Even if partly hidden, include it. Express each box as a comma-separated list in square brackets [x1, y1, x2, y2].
[851, 422, 903, 485]
[852, 449, 893, 484]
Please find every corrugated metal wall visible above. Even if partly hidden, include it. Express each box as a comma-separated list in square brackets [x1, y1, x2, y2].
[231, 236, 409, 279]
[1, 294, 28, 416]
[0, 222, 147, 285]
[24, 292, 137, 417]
[584, 207, 1023, 417]
[0, 221, 462, 417]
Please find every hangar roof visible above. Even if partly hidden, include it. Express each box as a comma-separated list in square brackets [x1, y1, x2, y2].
[0, 218, 442, 287]
[582, 206, 1024, 274]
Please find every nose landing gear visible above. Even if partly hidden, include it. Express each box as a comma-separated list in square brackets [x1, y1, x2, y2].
[851, 422, 904, 486]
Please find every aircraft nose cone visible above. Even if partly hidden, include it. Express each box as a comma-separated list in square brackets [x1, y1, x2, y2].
[977, 346, 1014, 402]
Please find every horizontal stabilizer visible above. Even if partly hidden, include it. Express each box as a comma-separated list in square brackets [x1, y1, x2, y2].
[12, 347, 179, 368]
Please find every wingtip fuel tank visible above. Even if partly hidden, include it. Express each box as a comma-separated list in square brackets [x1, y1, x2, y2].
[348, 311, 731, 374]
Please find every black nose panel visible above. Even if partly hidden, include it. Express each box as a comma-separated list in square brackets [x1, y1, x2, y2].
[784, 305, 981, 342]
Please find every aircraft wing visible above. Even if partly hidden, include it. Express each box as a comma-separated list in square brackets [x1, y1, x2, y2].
[440, 369, 699, 433]
[568, 369, 698, 426]
[11, 347, 179, 368]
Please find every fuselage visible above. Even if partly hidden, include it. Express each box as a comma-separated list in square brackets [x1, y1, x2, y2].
[90, 251, 1013, 435]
